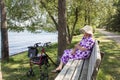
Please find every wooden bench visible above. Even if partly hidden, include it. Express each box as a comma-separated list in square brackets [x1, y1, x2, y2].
[55, 40, 104, 80]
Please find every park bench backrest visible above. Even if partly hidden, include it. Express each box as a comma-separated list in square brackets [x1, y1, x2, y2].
[87, 40, 101, 80]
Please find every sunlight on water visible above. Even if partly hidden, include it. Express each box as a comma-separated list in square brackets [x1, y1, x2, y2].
[0, 30, 58, 58]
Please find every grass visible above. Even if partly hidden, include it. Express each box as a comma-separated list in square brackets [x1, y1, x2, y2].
[1, 31, 120, 80]
[94, 32, 120, 80]
[1, 43, 59, 80]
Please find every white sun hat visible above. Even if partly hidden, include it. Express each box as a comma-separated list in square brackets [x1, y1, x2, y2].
[80, 25, 93, 35]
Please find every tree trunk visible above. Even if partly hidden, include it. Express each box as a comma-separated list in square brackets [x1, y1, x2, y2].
[66, 25, 71, 44]
[57, 0, 67, 62]
[88, 0, 91, 25]
[0, 0, 9, 61]
[84, 9, 87, 25]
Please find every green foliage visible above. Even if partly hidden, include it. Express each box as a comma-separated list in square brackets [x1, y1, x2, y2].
[4, 0, 120, 32]
[42, 26, 56, 32]
[5, 0, 44, 32]
[8, 26, 24, 32]
[93, 0, 116, 28]
[104, 0, 120, 32]
[73, 28, 80, 35]
[105, 14, 120, 32]
[5, 0, 36, 21]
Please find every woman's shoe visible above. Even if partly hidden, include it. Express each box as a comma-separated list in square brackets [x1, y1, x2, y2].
[51, 69, 61, 73]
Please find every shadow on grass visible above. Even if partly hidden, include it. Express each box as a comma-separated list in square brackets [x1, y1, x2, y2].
[1, 43, 59, 80]
[97, 40, 120, 80]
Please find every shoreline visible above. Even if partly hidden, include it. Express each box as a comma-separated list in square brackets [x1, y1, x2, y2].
[0, 42, 57, 59]
[0, 51, 27, 59]
[10, 50, 27, 57]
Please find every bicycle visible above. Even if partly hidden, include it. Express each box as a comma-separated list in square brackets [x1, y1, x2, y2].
[26, 42, 57, 80]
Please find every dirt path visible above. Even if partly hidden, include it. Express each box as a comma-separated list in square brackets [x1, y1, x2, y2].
[0, 72, 2, 80]
[97, 29, 120, 44]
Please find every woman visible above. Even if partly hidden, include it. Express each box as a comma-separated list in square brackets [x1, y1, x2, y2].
[52, 25, 95, 73]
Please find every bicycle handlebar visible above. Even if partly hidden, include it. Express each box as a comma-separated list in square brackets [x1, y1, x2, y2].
[34, 42, 41, 47]
[43, 42, 51, 47]
[34, 42, 51, 48]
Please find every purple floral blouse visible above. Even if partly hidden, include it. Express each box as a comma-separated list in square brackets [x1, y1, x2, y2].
[61, 36, 95, 64]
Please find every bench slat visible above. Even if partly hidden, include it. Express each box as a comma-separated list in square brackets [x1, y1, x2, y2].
[79, 59, 89, 80]
[63, 60, 79, 80]
[71, 60, 84, 80]
[55, 59, 74, 80]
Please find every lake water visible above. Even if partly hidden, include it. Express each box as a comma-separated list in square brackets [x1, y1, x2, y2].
[0, 31, 58, 58]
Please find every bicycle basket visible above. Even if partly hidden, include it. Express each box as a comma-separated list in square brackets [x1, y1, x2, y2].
[28, 46, 38, 58]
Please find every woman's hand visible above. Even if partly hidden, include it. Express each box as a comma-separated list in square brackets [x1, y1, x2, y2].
[74, 44, 79, 48]
[71, 49, 76, 55]
[75, 43, 88, 51]
[77, 46, 87, 51]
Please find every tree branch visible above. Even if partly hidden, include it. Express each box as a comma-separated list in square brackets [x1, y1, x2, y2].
[40, 0, 58, 30]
